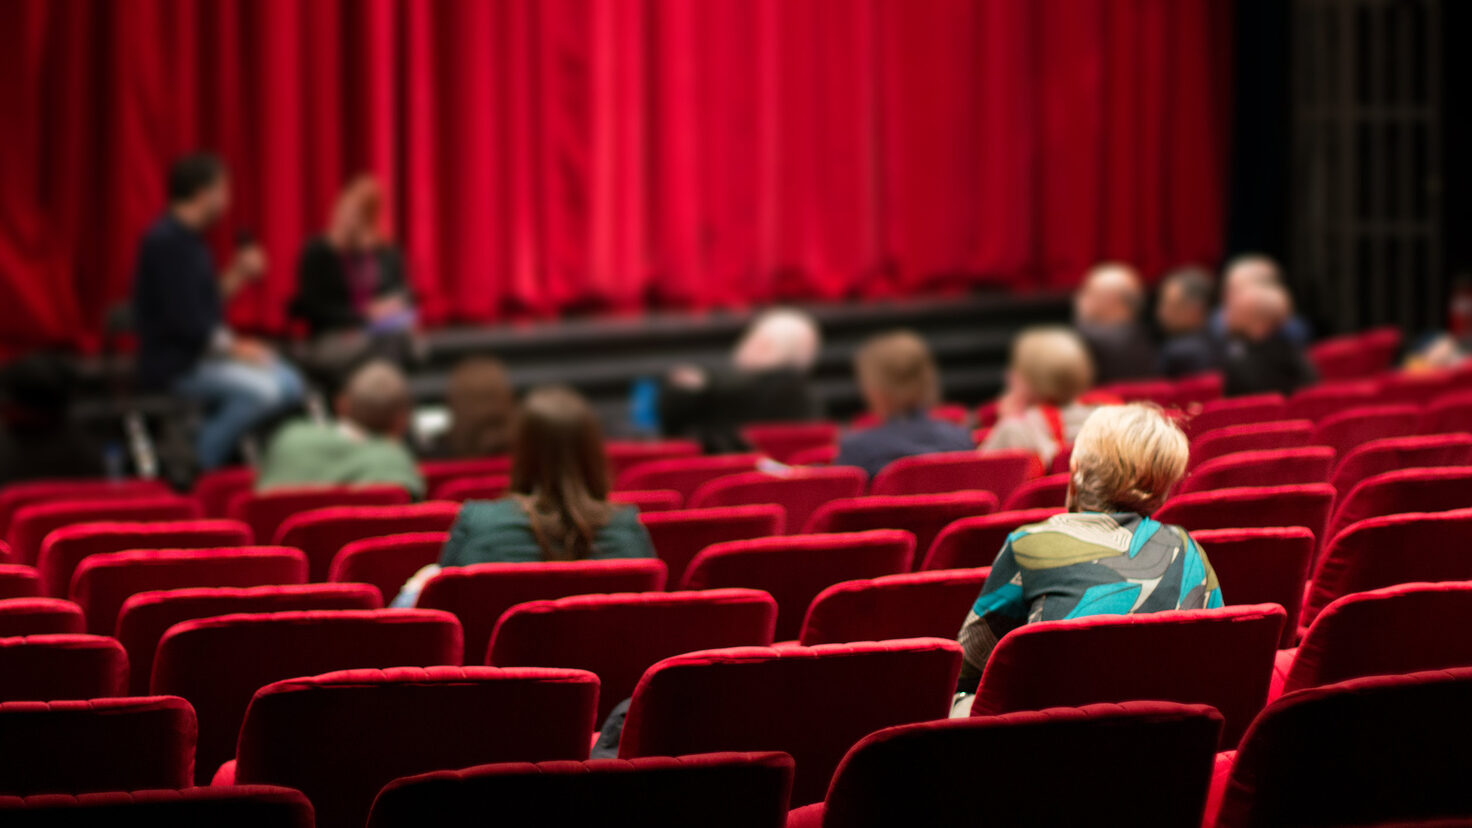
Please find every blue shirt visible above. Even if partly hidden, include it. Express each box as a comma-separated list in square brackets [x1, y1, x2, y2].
[835, 412, 975, 479]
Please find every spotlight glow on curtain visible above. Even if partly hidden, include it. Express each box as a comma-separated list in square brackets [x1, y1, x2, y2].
[0, 0, 1230, 352]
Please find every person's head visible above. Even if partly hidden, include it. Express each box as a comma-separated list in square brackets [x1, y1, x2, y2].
[1, 353, 76, 429]
[328, 175, 386, 250]
[1156, 266, 1215, 336]
[167, 153, 229, 228]
[1067, 404, 1189, 515]
[445, 356, 516, 457]
[733, 309, 821, 374]
[1074, 263, 1146, 328]
[855, 330, 941, 420]
[336, 360, 413, 438]
[1222, 253, 1284, 304]
[1005, 326, 1095, 408]
[509, 386, 613, 561]
[1225, 282, 1292, 343]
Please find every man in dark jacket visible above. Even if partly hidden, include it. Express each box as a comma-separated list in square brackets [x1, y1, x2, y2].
[1073, 263, 1158, 384]
[1221, 282, 1318, 396]
[1156, 266, 1223, 377]
[132, 153, 304, 469]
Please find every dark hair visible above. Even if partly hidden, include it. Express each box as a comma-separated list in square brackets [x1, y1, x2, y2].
[167, 153, 225, 203]
[1163, 266, 1214, 309]
[508, 386, 614, 561]
[855, 330, 940, 417]
[445, 357, 516, 457]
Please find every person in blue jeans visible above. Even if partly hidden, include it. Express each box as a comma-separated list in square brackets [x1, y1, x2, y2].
[132, 153, 305, 469]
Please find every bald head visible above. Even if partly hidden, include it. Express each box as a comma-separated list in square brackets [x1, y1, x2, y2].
[338, 360, 412, 436]
[733, 308, 822, 373]
[1075, 263, 1146, 327]
[1223, 254, 1284, 303]
[1226, 282, 1293, 343]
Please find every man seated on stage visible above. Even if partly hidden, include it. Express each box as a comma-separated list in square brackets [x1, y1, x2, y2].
[1073, 262, 1158, 384]
[256, 360, 424, 498]
[1221, 281, 1319, 397]
[1156, 265, 1222, 378]
[658, 308, 824, 453]
[131, 153, 304, 470]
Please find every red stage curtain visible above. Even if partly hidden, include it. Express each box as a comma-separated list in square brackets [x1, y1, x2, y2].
[0, 0, 1230, 352]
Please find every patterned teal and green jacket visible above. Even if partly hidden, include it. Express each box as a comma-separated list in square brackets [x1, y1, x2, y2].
[956, 511, 1222, 691]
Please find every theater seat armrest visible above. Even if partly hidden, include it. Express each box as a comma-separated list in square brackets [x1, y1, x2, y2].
[1202, 750, 1237, 828]
[1269, 648, 1298, 702]
[211, 760, 238, 786]
[771, 640, 803, 650]
[787, 802, 825, 828]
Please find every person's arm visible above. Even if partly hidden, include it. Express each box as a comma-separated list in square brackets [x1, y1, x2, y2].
[955, 540, 1028, 692]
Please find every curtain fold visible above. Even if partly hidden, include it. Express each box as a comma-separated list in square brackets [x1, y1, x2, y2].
[0, 0, 1230, 353]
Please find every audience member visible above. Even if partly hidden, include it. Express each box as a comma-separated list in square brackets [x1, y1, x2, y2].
[393, 386, 655, 606]
[431, 356, 517, 459]
[0, 354, 105, 485]
[1073, 263, 1158, 384]
[291, 175, 417, 378]
[1220, 282, 1319, 396]
[1156, 266, 1222, 377]
[256, 360, 423, 497]
[131, 153, 305, 470]
[659, 308, 824, 453]
[981, 327, 1096, 468]
[1213, 253, 1311, 346]
[835, 331, 973, 477]
[953, 404, 1221, 714]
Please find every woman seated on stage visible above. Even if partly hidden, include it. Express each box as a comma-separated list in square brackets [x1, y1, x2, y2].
[951, 404, 1221, 715]
[980, 325, 1097, 469]
[392, 386, 654, 606]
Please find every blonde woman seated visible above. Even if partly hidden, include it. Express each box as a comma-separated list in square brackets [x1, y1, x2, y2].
[952, 404, 1222, 714]
[393, 386, 654, 606]
[835, 330, 974, 478]
[981, 326, 1097, 468]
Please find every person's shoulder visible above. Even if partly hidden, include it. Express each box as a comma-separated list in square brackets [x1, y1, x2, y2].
[930, 418, 973, 444]
[458, 497, 524, 522]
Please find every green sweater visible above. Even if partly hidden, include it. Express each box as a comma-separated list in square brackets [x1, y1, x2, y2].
[440, 498, 655, 566]
[256, 420, 424, 498]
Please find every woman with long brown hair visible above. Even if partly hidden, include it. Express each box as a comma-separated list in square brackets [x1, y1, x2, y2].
[392, 386, 653, 606]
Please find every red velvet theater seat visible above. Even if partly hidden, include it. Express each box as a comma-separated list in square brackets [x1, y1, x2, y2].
[328, 531, 448, 604]
[1176, 447, 1335, 496]
[1418, 390, 1472, 434]
[191, 467, 257, 518]
[789, 702, 1222, 828]
[1286, 380, 1381, 422]
[868, 449, 1042, 501]
[416, 558, 667, 665]
[0, 696, 195, 795]
[615, 454, 761, 499]
[0, 635, 127, 702]
[1173, 373, 1225, 408]
[1323, 466, 1472, 550]
[999, 473, 1070, 511]
[1276, 582, 1472, 701]
[220, 666, 599, 828]
[681, 531, 912, 641]
[274, 501, 461, 581]
[1308, 326, 1401, 381]
[798, 568, 989, 646]
[488, 588, 777, 721]
[969, 605, 1285, 748]
[0, 564, 40, 599]
[1301, 508, 1472, 631]
[37, 519, 252, 598]
[1329, 434, 1472, 500]
[227, 485, 412, 546]
[0, 598, 85, 637]
[639, 505, 785, 587]
[418, 457, 512, 500]
[920, 507, 1061, 571]
[1377, 370, 1457, 406]
[9, 496, 203, 568]
[1187, 420, 1314, 473]
[803, 492, 998, 569]
[741, 422, 841, 464]
[1192, 527, 1316, 647]
[1184, 394, 1286, 440]
[71, 546, 309, 636]
[429, 474, 510, 503]
[610, 489, 683, 512]
[368, 752, 795, 828]
[605, 439, 703, 479]
[618, 639, 961, 807]
[1155, 484, 1334, 539]
[1310, 404, 1421, 461]
[1212, 668, 1472, 828]
[152, 608, 463, 785]
[688, 467, 868, 534]
[0, 479, 172, 540]
[0, 785, 313, 828]
[116, 583, 381, 695]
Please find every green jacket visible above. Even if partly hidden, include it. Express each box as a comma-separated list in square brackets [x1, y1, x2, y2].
[440, 498, 655, 566]
[256, 420, 424, 498]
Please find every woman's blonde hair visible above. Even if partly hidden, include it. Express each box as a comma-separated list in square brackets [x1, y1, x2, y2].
[855, 330, 940, 417]
[1068, 403, 1188, 514]
[1010, 326, 1094, 406]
